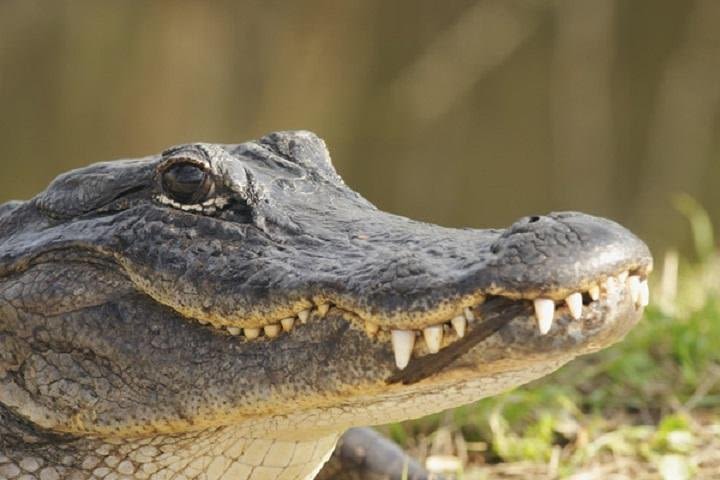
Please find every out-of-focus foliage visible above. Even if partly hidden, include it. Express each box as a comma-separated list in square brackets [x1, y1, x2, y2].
[1, 0, 719, 253]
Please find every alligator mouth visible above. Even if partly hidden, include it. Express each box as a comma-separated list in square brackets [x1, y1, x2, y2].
[198, 266, 650, 372]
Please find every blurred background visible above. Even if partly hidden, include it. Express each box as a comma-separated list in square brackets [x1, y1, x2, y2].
[1, 0, 719, 254]
[2, 1, 720, 478]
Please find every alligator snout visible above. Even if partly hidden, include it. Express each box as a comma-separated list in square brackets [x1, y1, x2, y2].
[488, 211, 653, 296]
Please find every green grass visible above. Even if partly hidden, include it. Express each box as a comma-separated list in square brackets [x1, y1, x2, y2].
[388, 207, 720, 478]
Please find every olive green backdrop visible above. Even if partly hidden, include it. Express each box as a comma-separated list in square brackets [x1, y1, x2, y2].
[1, 0, 719, 252]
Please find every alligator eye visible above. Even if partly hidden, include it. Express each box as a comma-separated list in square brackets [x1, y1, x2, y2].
[161, 162, 214, 205]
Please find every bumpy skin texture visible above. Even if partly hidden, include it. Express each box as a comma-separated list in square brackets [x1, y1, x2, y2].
[0, 131, 652, 479]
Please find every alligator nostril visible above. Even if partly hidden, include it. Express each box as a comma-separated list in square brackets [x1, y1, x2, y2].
[528, 216, 541, 223]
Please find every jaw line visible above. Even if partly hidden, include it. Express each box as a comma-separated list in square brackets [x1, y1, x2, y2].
[386, 274, 646, 386]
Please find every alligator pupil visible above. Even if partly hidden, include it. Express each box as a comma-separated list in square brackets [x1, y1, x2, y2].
[162, 162, 212, 204]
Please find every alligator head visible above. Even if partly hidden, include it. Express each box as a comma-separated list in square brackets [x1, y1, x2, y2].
[0, 131, 652, 479]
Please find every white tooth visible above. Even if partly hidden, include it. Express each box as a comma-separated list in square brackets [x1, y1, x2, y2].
[298, 309, 310, 324]
[464, 307, 475, 322]
[565, 292, 583, 320]
[244, 327, 260, 340]
[316, 304, 330, 317]
[451, 315, 466, 338]
[588, 285, 600, 301]
[639, 279, 650, 307]
[365, 321, 380, 336]
[627, 275, 641, 304]
[391, 330, 415, 370]
[281, 317, 295, 332]
[618, 271, 629, 283]
[533, 298, 555, 335]
[227, 326, 241, 336]
[264, 324, 281, 338]
[422, 325, 443, 353]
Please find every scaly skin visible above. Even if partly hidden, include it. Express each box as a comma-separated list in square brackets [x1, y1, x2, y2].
[0, 131, 652, 479]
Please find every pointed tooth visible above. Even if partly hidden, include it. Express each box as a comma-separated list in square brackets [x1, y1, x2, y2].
[588, 285, 600, 301]
[244, 327, 260, 340]
[565, 292, 583, 320]
[422, 325, 443, 353]
[365, 321, 380, 336]
[316, 304, 330, 317]
[639, 279, 650, 307]
[464, 307, 475, 322]
[264, 324, 281, 338]
[533, 298, 555, 335]
[227, 326, 241, 336]
[391, 330, 415, 370]
[281, 317, 295, 332]
[618, 271, 629, 283]
[627, 275, 641, 304]
[297, 309, 310, 324]
[450, 315, 466, 338]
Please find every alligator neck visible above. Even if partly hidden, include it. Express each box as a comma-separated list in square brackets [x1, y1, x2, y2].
[0, 408, 339, 480]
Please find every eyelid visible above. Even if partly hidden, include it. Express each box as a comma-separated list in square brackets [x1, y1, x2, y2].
[158, 157, 210, 175]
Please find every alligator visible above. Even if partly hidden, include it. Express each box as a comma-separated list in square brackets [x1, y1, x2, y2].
[0, 131, 652, 479]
